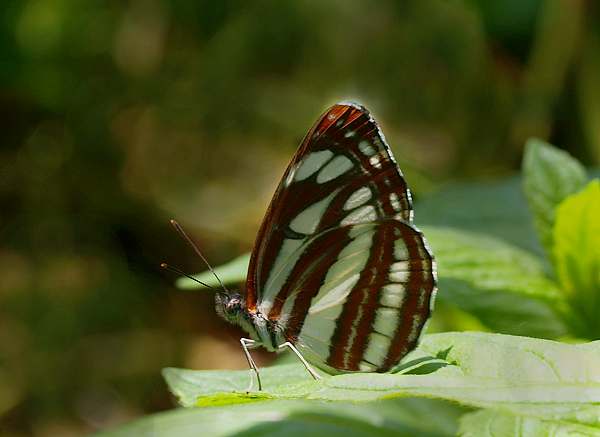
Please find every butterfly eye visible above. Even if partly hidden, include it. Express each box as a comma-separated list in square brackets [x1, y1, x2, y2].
[215, 292, 244, 323]
[227, 298, 240, 310]
[225, 293, 244, 312]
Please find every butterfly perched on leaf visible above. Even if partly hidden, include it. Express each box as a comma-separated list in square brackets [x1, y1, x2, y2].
[169, 103, 436, 389]
[189, 102, 436, 389]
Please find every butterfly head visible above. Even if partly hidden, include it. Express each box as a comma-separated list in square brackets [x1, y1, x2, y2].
[215, 290, 246, 324]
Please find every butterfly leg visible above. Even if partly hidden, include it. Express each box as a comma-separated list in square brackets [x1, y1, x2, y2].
[240, 338, 262, 391]
[278, 342, 321, 380]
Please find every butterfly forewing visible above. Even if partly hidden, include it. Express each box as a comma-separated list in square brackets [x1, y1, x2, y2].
[246, 103, 413, 314]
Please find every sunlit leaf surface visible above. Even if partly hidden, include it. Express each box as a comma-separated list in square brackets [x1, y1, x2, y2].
[163, 332, 600, 422]
[553, 180, 600, 338]
[459, 409, 600, 437]
[98, 332, 600, 436]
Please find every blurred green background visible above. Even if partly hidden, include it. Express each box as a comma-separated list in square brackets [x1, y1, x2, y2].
[1, 0, 599, 435]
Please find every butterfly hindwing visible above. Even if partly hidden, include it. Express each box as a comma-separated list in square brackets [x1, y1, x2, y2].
[271, 219, 435, 373]
[246, 103, 413, 313]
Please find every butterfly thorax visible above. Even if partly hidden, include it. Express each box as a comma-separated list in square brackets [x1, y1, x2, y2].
[215, 291, 285, 351]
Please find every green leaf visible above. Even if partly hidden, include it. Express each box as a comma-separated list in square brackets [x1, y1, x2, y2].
[424, 226, 565, 338]
[162, 363, 305, 407]
[522, 138, 587, 258]
[426, 227, 560, 301]
[417, 177, 543, 256]
[459, 409, 600, 437]
[162, 332, 600, 426]
[97, 398, 466, 437]
[176, 252, 250, 289]
[553, 179, 600, 338]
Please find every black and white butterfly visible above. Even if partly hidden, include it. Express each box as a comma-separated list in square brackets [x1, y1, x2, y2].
[195, 103, 436, 389]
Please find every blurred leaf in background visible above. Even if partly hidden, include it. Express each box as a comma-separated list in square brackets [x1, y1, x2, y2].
[522, 138, 587, 257]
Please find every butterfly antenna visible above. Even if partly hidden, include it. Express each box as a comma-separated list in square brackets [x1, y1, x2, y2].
[169, 219, 230, 292]
[160, 262, 215, 290]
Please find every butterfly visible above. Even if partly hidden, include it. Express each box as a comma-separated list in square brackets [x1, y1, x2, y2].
[214, 102, 436, 390]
